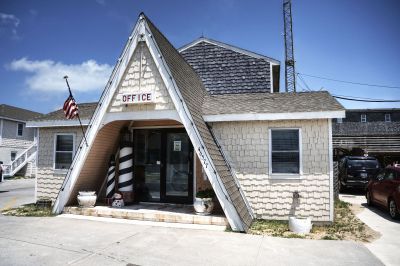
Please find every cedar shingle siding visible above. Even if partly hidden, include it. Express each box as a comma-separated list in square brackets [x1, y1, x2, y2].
[180, 41, 272, 94]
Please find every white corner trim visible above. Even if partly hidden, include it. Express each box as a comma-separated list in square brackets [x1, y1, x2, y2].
[328, 119, 334, 222]
[204, 110, 346, 122]
[102, 110, 181, 126]
[178, 37, 280, 65]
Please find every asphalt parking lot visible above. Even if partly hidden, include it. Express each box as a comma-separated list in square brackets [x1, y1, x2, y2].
[340, 189, 400, 266]
[0, 178, 35, 211]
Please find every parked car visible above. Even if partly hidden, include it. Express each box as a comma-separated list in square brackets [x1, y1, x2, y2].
[366, 166, 400, 219]
[338, 156, 380, 191]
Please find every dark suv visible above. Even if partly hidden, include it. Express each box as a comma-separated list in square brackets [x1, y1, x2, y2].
[338, 156, 380, 191]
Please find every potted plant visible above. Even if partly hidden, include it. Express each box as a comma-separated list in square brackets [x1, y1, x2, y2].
[194, 188, 215, 215]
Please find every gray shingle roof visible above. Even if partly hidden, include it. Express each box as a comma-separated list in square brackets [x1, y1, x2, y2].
[33, 102, 97, 122]
[180, 39, 275, 94]
[0, 104, 42, 121]
[202, 91, 344, 115]
[144, 15, 253, 231]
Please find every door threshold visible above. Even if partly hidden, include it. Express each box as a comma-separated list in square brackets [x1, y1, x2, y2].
[137, 202, 193, 207]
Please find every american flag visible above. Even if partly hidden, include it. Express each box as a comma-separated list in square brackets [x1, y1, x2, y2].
[63, 95, 79, 119]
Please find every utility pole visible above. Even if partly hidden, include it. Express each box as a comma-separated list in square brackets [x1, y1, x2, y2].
[283, 0, 296, 92]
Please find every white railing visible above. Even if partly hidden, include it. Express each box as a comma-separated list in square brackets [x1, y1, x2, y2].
[3, 141, 37, 177]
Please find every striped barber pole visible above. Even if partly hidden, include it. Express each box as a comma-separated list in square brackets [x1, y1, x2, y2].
[106, 155, 116, 199]
[118, 128, 133, 202]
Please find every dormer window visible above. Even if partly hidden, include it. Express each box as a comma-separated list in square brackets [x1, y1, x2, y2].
[361, 114, 367, 123]
[385, 113, 391, 122]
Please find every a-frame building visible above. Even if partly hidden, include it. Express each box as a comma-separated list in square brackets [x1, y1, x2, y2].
[52, 13, 254, 232]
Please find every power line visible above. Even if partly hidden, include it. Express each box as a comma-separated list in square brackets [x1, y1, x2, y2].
[333, 95, 400, 102]
[298, 73, 400, 89]
[296, 73, 311, 91]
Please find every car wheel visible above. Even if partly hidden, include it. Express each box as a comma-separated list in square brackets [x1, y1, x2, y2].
[389, 199, 399, 219]
[366, 190, 372, 206]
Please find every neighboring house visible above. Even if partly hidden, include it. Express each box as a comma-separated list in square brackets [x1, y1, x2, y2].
[333, 109, 400, 165]
[27, 13, 345, 232]
[0, 104, 42, 178]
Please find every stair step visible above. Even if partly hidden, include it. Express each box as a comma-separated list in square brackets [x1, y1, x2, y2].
[63, 206, 228, 226]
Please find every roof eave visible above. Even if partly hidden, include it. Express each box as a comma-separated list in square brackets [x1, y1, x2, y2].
[203, 110, 346, 122]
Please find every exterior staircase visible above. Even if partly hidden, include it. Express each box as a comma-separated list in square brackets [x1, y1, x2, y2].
[3, 141, 37, 177]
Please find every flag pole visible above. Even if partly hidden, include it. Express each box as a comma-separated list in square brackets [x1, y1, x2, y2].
[63, 76, 89, 147]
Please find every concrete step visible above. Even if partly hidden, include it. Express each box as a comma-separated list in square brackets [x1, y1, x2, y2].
[63, 205, 228, 226]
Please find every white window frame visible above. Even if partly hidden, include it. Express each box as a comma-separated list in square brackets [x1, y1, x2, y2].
[336, 118, 343, 123]
[17, 122, 24, 137]
[53, 133, 75, 170]
[385, 113, 391, 122]
[361, 114, 367, 123]
[269, 128, 302, 179]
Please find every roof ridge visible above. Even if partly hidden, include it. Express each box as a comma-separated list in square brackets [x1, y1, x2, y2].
[179, 36, 280, 64]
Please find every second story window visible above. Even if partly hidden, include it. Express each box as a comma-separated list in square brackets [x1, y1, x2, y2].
[385, 113, 391, 122]
[17, 123, 23, 136]
[361, 114, 367, 123]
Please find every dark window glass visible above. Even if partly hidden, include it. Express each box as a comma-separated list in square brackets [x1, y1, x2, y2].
[56, 135, 73, 151]
[17, 123, 23, 136]
[271, 129, 300, 174]
[55, 135, 74, 169]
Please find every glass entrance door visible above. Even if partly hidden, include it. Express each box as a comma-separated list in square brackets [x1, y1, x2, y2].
[134, 129, 193, 204]
[163, 132, 193, 203]
[134, 130, 161, 202]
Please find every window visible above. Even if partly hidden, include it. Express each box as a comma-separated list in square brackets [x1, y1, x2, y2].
[361, 114, 367, 123]
[11, 151, 17, 161]
[270, 129, 301, 175]
[385, 113, 391, 122]
[337, 118, 343, 123]
[17, 123, 23, 136]
[54, 134, 74, 170]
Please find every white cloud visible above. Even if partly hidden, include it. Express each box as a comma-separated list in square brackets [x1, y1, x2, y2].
[8, 58, 113, 93]
[0, 12, 20, 39]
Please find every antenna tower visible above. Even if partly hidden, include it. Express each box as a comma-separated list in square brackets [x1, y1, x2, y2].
[283, 0, 296, 92]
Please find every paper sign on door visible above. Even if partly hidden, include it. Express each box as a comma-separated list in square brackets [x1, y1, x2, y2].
[173, 141, 181, 151]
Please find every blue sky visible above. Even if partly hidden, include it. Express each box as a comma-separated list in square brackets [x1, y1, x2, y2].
[0, 0, 399, 114]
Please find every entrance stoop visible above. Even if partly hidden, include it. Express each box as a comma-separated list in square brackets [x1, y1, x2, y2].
[63, 203, 228, 226]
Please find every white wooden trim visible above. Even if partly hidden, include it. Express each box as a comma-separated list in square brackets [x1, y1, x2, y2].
[52, 16, 143, 214]
[26, 119, 90, 128]
[268, 128, 302, 177]
[0, 119, 3, 145]
[270, 63, 274, 94]
[204, 110, 345, 122]
[53, 133, 76, 170]
[102, 110, 181, 126]
[131, 125, 184, 130]
[178, 37, 280, 65]
[328, 119, 334, 222]
[35, 128, 39, 202]
[0, 116, 29, 123]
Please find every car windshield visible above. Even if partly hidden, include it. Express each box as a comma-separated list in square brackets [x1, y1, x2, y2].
[348, 160, 379, 169]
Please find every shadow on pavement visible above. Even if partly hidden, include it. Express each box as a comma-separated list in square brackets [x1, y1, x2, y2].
[361, 203, 400, 224]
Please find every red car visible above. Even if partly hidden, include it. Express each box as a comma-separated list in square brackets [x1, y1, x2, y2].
[366, 166, 400, 219]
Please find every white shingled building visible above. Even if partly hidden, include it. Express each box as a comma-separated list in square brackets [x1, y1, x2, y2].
[27, 13, 345, 232]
